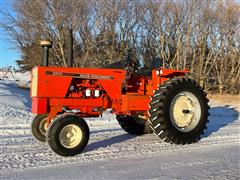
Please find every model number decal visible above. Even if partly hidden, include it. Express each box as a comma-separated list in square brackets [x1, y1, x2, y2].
[45, 71, 114, 80]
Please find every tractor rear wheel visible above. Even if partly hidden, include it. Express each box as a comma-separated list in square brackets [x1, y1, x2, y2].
[116, 115, 152, 135]
[31, 114, 48, 142]
[47, 114, 89, 156]
[149, 77, 210, 144]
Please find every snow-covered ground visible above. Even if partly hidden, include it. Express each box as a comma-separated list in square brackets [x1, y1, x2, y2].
[0, 74, 239, 180]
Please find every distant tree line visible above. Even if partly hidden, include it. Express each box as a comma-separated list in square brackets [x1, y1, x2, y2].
[0, 0, 239, 94]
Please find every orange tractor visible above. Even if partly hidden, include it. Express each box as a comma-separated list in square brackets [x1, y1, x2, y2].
[31, 36, 209, 156]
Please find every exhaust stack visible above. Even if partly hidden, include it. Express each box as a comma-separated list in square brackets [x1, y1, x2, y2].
[40, 40, 52, 66]
[67, 28, 73, 67]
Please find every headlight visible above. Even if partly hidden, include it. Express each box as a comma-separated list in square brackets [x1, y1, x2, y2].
[85, 89, 91, 97]
[94, 90, 100, 97]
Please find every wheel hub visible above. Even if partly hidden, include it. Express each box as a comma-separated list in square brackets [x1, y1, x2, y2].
[170, 91, 201, 132]
[59, 124, 82, 149]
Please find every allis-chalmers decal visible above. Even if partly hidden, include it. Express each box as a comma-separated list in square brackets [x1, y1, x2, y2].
[45, 71, 114, 80]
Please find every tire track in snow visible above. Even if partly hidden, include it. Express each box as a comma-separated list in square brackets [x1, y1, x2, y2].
[0, 130, 238, 172]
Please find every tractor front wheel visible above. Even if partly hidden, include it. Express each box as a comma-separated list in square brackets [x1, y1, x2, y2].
[149, 77, 210, 144]
[47, 114, 90, 156]
[31, 114, 48, 142]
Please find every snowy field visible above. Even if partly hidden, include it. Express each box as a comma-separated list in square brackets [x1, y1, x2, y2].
[0, 74, 239, 180]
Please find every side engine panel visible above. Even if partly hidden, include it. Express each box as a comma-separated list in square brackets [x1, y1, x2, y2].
[31, 66, 126, 115]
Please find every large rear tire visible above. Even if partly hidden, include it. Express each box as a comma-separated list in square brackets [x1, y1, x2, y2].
[47, 114, 90, 156]
[149, 77, 210, 144]
[31, 114, 48, 142]
[116, 115, 152, 135]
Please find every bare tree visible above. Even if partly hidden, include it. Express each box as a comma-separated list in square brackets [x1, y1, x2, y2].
[0, 0, 239, 94]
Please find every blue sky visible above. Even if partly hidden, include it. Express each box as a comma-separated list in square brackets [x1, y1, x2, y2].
[0, 31, 21, 68]
[0, 0, 20, 68]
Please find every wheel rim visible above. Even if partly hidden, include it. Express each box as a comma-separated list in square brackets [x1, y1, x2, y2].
[59, 124, 82, 149]
[39, 118, 48, 135]
[170, 91, 201, 132]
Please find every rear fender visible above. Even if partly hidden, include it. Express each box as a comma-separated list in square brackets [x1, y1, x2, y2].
[159, 69, 189, 78]
[152, 69, 189, 90]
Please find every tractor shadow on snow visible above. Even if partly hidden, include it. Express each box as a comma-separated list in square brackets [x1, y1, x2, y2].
[84, 106, 239, 152]
[84, 133, 136, 152]
[204, 105, 239, 137]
